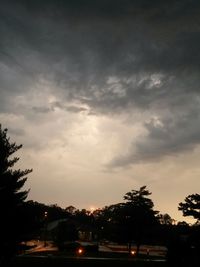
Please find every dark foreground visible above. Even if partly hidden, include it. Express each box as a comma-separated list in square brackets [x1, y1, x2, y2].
[8, 256, 167, 267]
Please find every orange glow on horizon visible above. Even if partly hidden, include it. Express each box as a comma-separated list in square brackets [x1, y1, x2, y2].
[89, 206, 97, 213]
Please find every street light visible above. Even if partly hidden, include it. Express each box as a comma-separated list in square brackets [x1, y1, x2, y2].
[44, 211, 48, 247]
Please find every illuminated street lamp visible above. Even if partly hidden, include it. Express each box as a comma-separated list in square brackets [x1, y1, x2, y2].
[44, 211, 48, 247]
[130, 250, 136, 256]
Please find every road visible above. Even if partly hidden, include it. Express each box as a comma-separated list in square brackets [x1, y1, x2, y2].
[24, 240, 167, 257]
[10, 255, 167, 267]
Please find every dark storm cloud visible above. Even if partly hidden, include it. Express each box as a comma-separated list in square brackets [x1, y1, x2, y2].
[32, 106, 52, 114]
[32, 102, 87, 114]
[1, 0, 200, 165]
[109, 104, 200, 167]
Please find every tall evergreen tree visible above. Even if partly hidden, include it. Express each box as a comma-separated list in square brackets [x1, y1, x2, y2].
[0, 125, 32, 262]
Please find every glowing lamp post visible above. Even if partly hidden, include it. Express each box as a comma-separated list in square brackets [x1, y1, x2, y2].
[44, 211, 48, 247]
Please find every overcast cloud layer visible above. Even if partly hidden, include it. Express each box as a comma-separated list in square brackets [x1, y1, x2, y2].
[1, 0, 200, 221]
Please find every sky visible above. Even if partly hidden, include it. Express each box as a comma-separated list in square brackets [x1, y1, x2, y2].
[1, 0, 200, 223]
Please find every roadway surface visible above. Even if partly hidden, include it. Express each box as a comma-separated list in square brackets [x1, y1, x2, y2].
[8, 240, 167, 267]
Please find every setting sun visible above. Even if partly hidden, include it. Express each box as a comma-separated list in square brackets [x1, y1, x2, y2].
[89, 206, 97, 213]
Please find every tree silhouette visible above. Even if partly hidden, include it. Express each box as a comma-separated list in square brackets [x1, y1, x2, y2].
[124, 186, 154, 208]
[54, 221, 78, 250]
[158, 213, 174, 225]
[93, 203, 125, 243]
[178, 194, 200, 221]
[123, 186, 158, 254]
[0, 125, 32, 262]
[94, 186, 158, 254]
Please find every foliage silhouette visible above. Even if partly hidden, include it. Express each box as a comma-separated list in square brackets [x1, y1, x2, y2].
[92, 186, 159, 255]
[54, 221, 78, 250]
[123, 186, 159, 254]
[0, 125, 32, 263]
[179, 194, 200, 221]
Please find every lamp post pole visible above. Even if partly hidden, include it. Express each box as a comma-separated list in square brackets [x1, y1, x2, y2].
[44, 211, 48, 247]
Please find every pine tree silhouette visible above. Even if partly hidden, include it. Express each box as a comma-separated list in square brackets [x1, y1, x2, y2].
[0, 124, 32, 263]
